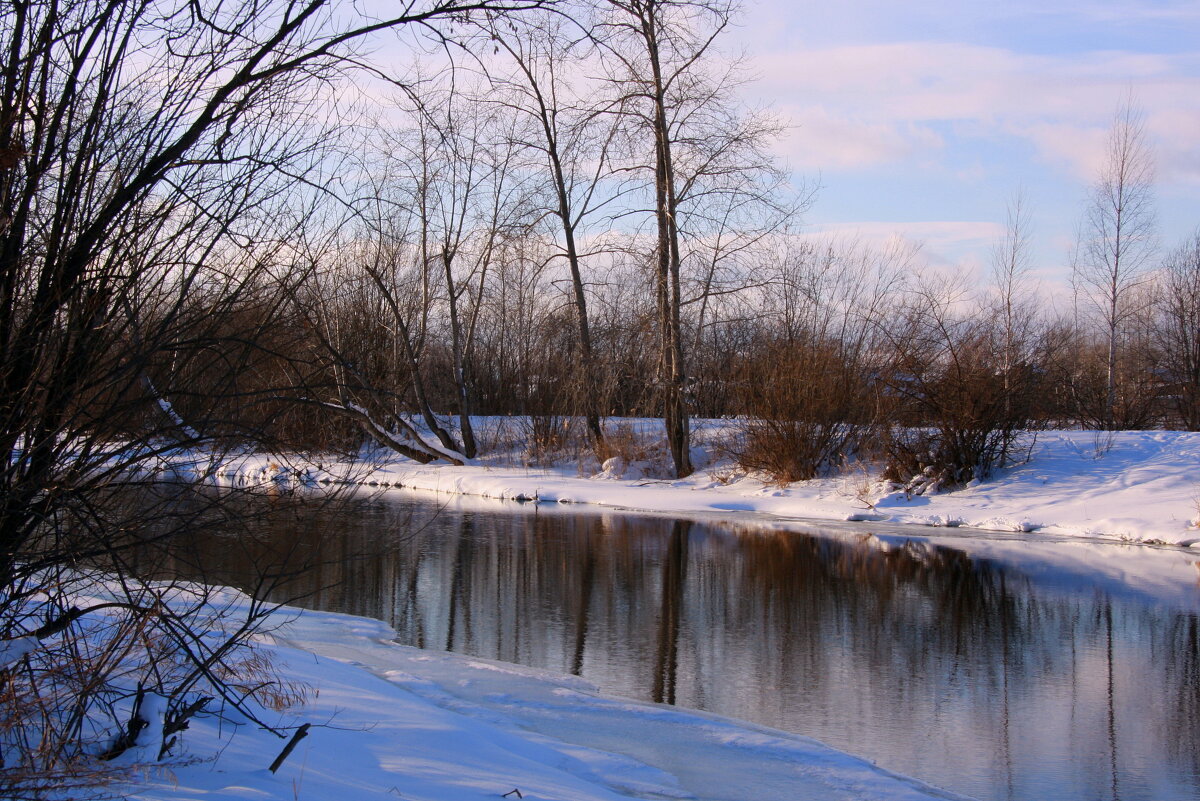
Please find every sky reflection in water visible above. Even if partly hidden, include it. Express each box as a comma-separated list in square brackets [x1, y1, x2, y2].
[165, 491, 1200, 801]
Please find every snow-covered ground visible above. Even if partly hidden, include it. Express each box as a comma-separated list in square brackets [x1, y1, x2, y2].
[126, 590, 968, 801]
[207, 423, 1200, 546]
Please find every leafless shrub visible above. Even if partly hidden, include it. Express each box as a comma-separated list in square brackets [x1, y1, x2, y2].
[731, 337, 876, 483]
[523, 415, 587, 466]
[723, 236, 905, 484]
[877, 278, 1034, 493]
[1046, 313, 1161, 430]
[0, 555, 291, 797]
[593, 421, 673, 477]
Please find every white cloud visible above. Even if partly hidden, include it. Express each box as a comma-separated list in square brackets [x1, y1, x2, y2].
[747, 42, 1200, 184]
[1017, 122, 1111, 181]
[773, 106, 943, 170]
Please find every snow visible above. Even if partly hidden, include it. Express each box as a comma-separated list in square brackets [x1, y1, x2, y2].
[0, 635, 39, 670]
[126, 592, 969, 801]
[118, 693, 169, 764]
[207, 424, 1200, 546]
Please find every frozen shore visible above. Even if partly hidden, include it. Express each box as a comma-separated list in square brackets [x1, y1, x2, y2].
[212, 424, 1200, 546]
[127, 591, 969, 801]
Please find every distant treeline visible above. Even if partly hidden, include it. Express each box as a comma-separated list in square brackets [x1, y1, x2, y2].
[150, 223, 1200, 493]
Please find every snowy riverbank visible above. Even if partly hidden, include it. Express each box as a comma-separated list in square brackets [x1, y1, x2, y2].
[126, 590, 969, 801]
[117, 424, 1200, 800]
[207, 424, 1200, 546]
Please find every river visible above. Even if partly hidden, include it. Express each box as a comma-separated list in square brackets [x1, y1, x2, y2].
[156, 488, 1200, 801]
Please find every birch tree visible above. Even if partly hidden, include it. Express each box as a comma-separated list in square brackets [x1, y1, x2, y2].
[989, 191, 1039, 420]
[1074, 98, 1157, 428]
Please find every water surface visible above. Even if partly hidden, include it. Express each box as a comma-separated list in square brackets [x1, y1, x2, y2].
[165, 490, 1200, 801]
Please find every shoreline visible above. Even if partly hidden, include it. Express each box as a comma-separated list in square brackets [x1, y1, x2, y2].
[127, 590, 972, 801]
[201, 425, 1200, 547]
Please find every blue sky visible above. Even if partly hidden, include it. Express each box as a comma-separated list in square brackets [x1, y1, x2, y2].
[731, 0, 1200, 293]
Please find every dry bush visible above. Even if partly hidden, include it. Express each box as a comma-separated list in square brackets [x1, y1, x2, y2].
[596, 421, 651, 463]
[877, 286, 1034, 493]
[213, 646, 310, 714]
[0, 620, 134, 799]
[522, 415, 589, 466]
[0, 586, 219, 798]
[594, 420, 673, 477]
[1064, 352, 1160, 430]
[731, 337, 876, 483]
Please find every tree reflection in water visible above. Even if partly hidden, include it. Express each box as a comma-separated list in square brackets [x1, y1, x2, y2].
[158, 493, 1200, 801]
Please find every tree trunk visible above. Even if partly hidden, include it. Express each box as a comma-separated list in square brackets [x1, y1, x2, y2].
[647, 18, 692, 478]
[443, 251, 478, 459]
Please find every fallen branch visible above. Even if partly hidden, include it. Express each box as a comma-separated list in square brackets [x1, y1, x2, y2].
[268, 723, 311, 774]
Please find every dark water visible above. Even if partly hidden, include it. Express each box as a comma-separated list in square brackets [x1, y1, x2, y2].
[164, 490, 1200, 801]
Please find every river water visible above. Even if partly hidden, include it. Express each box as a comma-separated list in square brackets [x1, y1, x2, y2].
[168, 489, 1200, 801]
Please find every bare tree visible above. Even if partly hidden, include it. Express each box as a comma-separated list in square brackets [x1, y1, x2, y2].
[1154, 230, 1200, 429]
[354, 181, 467, 457]
[989, 190, 1040, 420]
[598, 0, 780, 477]
[402, 77, 535, 458]
[286, 225, 470, 465]
[482, 12, 632, 453]
[1074, 96, 1157, 428]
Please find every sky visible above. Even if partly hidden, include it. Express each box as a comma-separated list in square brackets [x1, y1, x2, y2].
[729, 0, 1200, 295]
